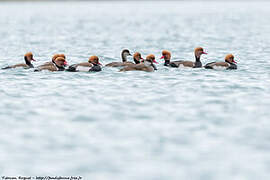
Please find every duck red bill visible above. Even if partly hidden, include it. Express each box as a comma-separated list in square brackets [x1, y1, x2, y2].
[232, 60, 237, 64]
[202, 52, 208, 54]
[153, 59, 158, 64]
[98, 62, 102, 65]
[160, 56, 164, 59]
[64, 61, 68, 66]
[32, 59, 36, 61]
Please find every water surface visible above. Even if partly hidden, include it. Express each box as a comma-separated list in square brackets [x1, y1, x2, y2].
[0, 1, 270, 179]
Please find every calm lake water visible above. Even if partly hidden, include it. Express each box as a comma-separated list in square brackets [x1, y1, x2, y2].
[0, 1, 270, 179]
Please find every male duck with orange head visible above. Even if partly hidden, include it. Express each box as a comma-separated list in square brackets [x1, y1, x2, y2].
[35, 57, 68, 72]
[204, 54, 237, 70]
[2, 52, 36, 69]
[67, 55, 102, 72]
[38, 54, 66, 68]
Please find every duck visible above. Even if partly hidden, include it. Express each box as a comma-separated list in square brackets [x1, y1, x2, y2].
[34, 57, 67, 72]
[105, 49, 134, 67]
[133, 52, 144, 64]
[2, 52, 36, 69]
[38, 54, 66, 68]
[119, 54, 157, 72]
[204, 54, 237, 70]
[66, 55, 102, 72]
[160, 47, 207, 68]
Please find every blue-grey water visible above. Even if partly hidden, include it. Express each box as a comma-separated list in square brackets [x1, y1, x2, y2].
[0, 1, 270, 179]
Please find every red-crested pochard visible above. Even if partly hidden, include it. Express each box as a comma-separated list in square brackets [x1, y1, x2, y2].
[204, 54, 237, 70]
[2, 52, 36, 69]
[160, 47, 207, 68]
[119, 54, 157, 72]
[133, 52, 144, 64]
[66, 55, 102, 72]
[38, 54, 66, 68]
[35, 57, 68, 72]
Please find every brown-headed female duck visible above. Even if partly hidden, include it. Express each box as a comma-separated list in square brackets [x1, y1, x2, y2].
[204, 54, 237, 70]
[35, 57, 68, 72]
[160, 47, 207, 68]
[2, 52, 36, 69]
[105, 49, 134, 67]
[66, 55, 102, 72]
[119, 54, 157, 72]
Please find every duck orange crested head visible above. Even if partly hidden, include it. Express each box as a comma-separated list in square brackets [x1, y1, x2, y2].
[52, 54, 66, 62]
[160, 50, 171, 61]
[55, 57, 68, 66]
[146, 54, 158, 64]
[225, 54, 237, 64]
[59, 54, 66, 59]
[88, 55, 102, 65]
[194, 47, 207, 58]
[133, 52, 143, 64]
[52, 54, 60, 62]
[24, 52, 36, 62]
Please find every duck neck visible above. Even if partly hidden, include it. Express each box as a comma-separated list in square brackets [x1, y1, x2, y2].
[121, 54, 128, 62]
[134, 59, 140, 64]
[92, 63, 99, 66]
[164, 59, 170, 66]
[54, 63, 65, 71]
[194, 55, 202, 68]
[225, 60, 234, 65]
[24, 57, 33, 68]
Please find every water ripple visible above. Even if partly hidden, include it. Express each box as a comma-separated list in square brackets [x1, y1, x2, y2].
[0, 1, 270, 179]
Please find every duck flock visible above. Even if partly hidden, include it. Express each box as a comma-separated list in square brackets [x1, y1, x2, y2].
[1, 47, 237, 72]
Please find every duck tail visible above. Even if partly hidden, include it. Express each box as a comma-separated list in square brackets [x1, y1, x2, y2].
[66, 64, 77, 72]
[2, 66, 11, 70]
[204, 65, 213, 69]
